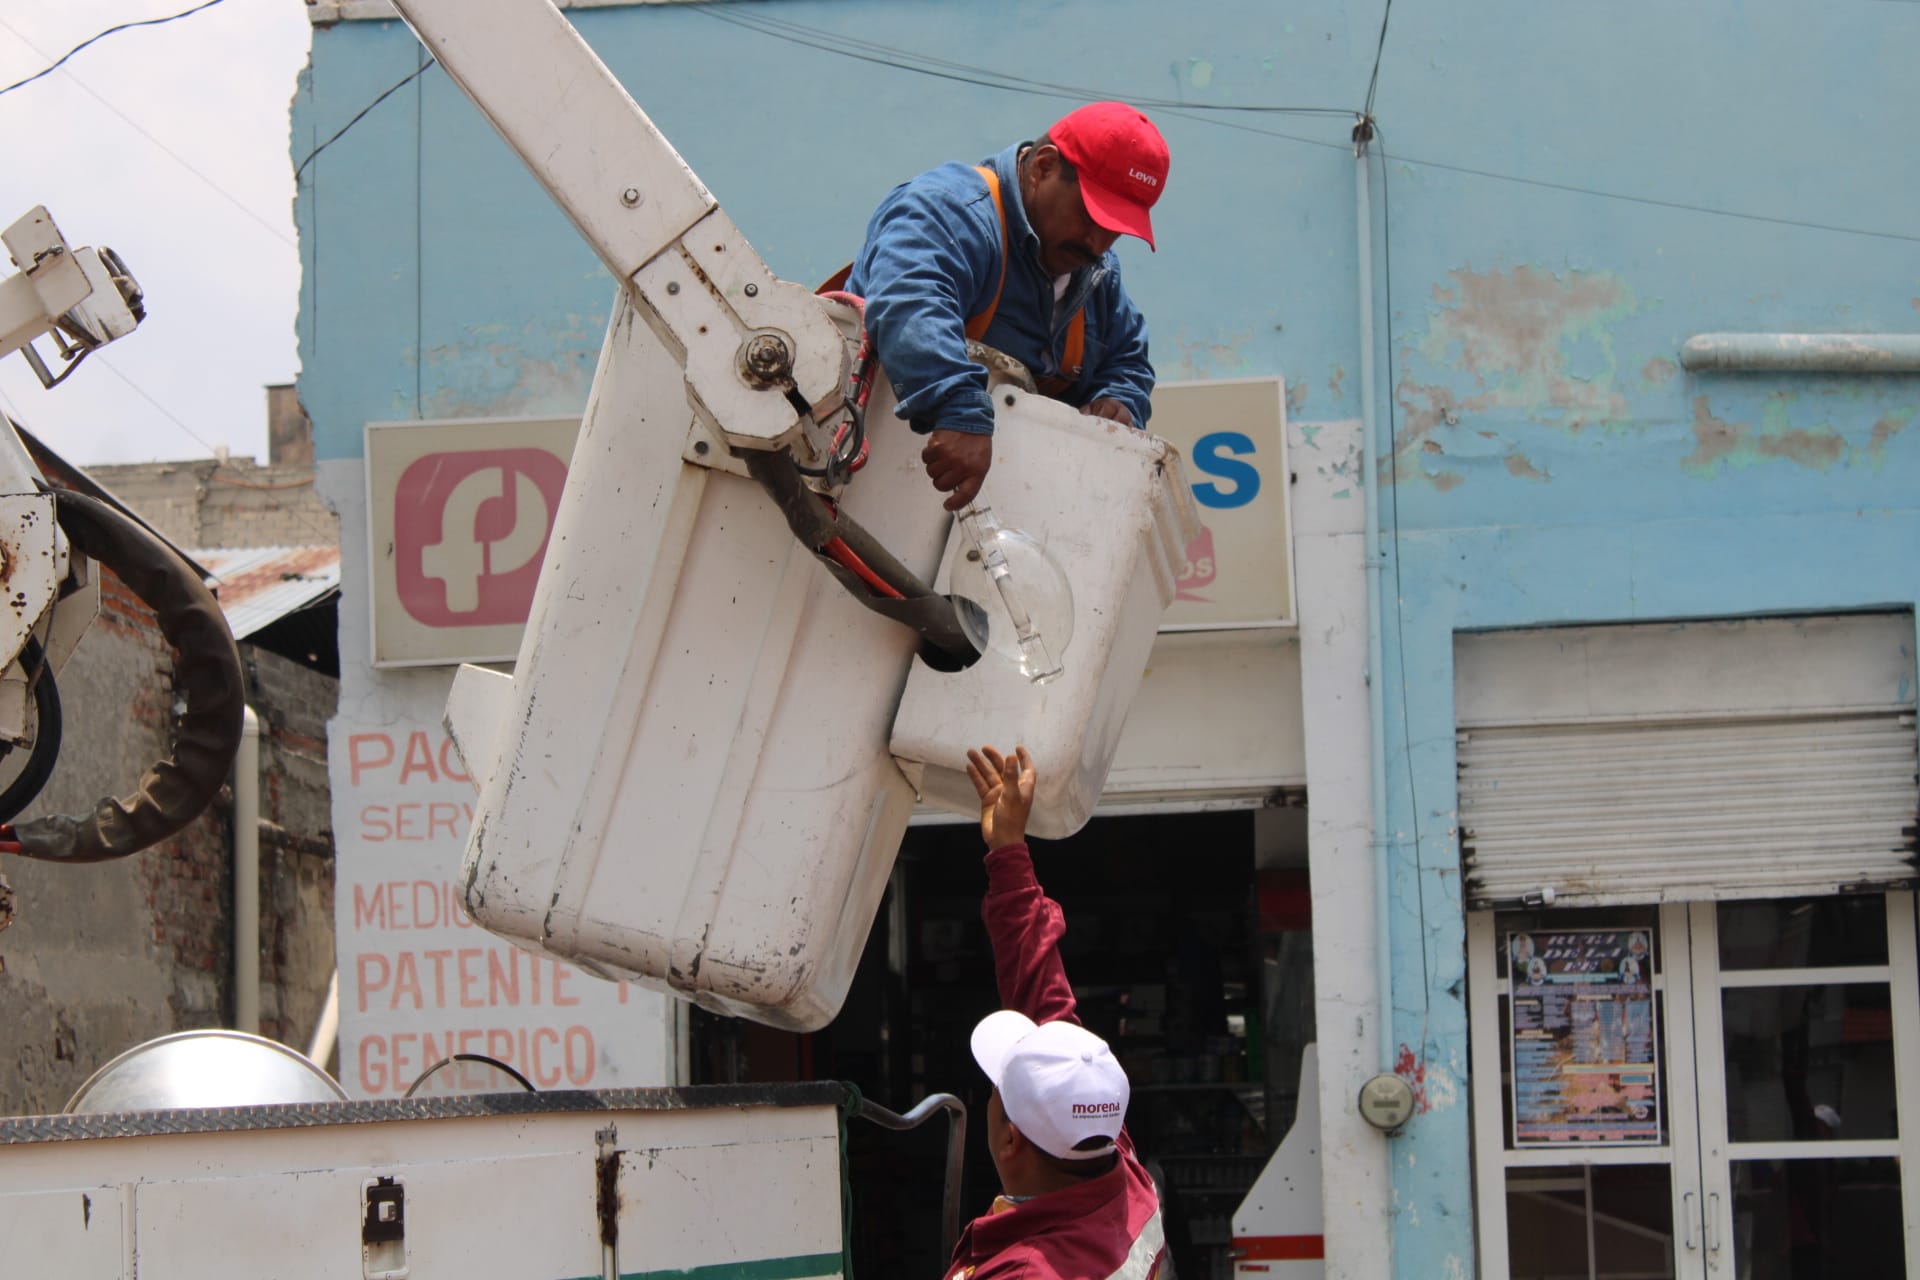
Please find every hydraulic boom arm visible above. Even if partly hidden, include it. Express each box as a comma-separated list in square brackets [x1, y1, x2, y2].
[391, 0, 847, 458]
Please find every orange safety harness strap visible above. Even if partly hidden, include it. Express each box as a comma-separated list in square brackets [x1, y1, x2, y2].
[970, 165, 1084, 391]
[816, 164, 1087, 393]
[964, 166, 1009, 342]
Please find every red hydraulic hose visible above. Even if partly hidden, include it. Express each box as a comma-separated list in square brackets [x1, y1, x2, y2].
[823, 536, 904, 600]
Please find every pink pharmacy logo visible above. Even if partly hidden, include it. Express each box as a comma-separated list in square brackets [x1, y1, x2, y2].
[393, 448, 568, 627]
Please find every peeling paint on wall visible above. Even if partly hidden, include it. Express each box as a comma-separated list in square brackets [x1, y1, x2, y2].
[1288, 381, 1309, 416]
[1298, 420, 1361, 498]
[1394, 1043, 1432, 1113]
[1640, 357, 1678, 385]
[1390, 265, 1637, 489]
[1426, 1053, 1461, 1112]
[1415, 264, 1635, 431]
[1866, 408, 1916, 467]
[1165, 330, 1253, 380]
[1504, 453, 1548, 482]
[1329, 363, 1346, 399]
[412, 319, 604, 421]
[1685, 394, 1847, 474]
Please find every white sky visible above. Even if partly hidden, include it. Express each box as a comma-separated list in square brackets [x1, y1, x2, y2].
[0, 0, 310, 465]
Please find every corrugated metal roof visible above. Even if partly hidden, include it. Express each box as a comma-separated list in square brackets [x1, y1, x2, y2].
[187, 546, 341, 640]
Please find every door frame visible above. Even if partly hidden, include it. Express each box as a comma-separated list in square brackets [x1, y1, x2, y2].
[1468, 893, 1920, 1278]
[1686, 892, 1920, 1275]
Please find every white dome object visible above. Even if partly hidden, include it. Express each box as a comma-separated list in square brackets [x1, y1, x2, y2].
[64, 1030, 349, 1114]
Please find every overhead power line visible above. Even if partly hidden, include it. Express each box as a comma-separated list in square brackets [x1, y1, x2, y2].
[284, 4, 1920, 251]
[689, 2, 1913, 245]
[0, 14, 294, 249]
[294, 58, 438, 183]
[1392, 151, 1920, 245]
[0, 0, 227, 98]
[690, 3, 1354, 119]
[96, 354, 224, 458]
[1364, 0, 1395, 118]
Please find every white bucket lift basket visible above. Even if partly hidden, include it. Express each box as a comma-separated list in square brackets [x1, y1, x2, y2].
[447, 307, 1196, 1030]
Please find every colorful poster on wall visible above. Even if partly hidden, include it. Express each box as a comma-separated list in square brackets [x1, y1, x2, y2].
[1509, 929, 1660, 1146]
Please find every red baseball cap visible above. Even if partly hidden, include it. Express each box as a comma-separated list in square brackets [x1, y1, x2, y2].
[1048, 102, 1170, 250]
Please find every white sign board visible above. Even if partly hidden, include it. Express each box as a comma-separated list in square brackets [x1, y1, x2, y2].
[366, 417, 581, 667]
[1149, 377, 1294, 629]
[330, 715, 673, 1097]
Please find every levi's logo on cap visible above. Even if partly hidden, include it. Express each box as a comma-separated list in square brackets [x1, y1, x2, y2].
[1048, 101, 1170, 250]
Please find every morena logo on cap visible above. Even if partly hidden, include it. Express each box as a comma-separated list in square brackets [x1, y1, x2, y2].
[971, 1011, 1132, 1160]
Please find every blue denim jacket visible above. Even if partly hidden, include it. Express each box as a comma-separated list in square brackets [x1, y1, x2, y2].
[846, 142, 1154, 437]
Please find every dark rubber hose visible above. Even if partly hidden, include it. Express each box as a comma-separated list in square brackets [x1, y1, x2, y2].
[7, 489, 245, 863]
[742, 450, 979, 668]
[0, 637, 63, 824]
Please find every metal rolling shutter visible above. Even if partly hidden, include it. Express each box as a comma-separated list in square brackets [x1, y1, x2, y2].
[1459, 710, 1920, 908]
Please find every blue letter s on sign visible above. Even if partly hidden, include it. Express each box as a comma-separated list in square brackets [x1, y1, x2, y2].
[1191, 431, 1261, 509]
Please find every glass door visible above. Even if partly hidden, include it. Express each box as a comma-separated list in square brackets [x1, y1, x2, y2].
[1470, 903, 1705, 1280]
[1689, 893, 1920, 1278]
[1469, 893, 1920, 1279]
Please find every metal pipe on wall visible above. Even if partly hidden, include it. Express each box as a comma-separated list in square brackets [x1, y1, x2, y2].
[308, 970, 340, 1070]
[1679, 333, 1920, 373]
[234, 705, 260, 1035]
[1355, 126, 1396, 1077]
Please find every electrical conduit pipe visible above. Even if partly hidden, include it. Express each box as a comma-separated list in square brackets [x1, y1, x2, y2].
[234, 705, 259, 1035]
[308, 970, 340, 1070]
[1355, 126, 1396, 1078]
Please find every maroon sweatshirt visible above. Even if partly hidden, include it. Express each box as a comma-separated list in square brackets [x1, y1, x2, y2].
[942, 842, 1167, 1280]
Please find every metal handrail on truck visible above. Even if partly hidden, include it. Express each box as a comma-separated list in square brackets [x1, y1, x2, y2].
[848, 1090, 969, 1262]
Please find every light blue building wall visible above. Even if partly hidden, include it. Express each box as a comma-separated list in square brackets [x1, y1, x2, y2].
[1361, 8, 1918, 1272]
[295, 0, 1373, 457]
[295, 2, 1920, 1274]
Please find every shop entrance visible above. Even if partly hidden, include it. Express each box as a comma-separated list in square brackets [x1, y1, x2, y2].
[688, 805, 1314, 1280]
[1468, 893, 1920, 1279]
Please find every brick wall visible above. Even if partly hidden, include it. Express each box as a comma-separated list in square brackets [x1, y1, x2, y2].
[0, 564, 339, 1115]
[0, 570, 217, 1113]
[87, 457, 338, 552]
[244, 646, 338, 1051]
[267, 384, 315, 469]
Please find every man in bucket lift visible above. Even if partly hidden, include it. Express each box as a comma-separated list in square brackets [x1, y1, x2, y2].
[844, 103, 1171, 512]
[949, 745, 1166, 1280]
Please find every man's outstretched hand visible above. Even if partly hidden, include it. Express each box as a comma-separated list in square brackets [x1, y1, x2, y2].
[922, 429, 992, 512]
[967, 745, 1036, 850]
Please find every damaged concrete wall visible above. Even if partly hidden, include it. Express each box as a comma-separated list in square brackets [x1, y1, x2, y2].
[87, 455, 337, 552]
[0, 561, 338, 1117]
[243, 646, 338, 1056]
[0, 567, 232, 1114]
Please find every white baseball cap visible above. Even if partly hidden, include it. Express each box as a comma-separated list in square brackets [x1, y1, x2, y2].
[970, 1011, 1129, 1161]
